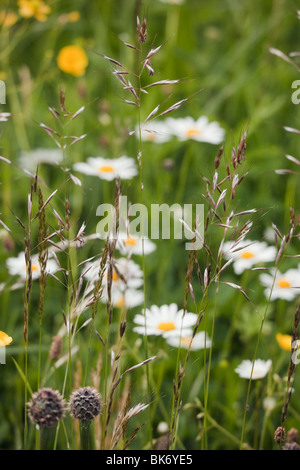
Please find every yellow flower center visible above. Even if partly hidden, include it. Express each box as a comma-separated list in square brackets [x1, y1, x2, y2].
[240, 251, 254, 259]
[116, 297, 125, 308]
[124, 237, 137, 246]
[180, 337, 192, 346]
[251, 369, 261, 379]
[186, 128, 201, 138]
[146, 133, 156, 141]
[31, 264, 39, 272]
[157, 321, 176, 332]
[105, 270, 119, 282]
[98, 165, 114, 173]
[278, 279, 291, 288]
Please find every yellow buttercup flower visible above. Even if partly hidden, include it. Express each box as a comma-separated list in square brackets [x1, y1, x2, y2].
[18, 0, 51, 22]
[57, 45, 88, 77]
[276, 333, 292, 351]
[0, 331, 13, 347]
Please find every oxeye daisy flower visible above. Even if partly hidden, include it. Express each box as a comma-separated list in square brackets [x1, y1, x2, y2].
[222, 239, 277, 275]
[6, 252, 58, 281]
[73, 156, 138, 181]
[166, 331, 211, 351]
[101, 287, 144, 309]
[235, 359, 272, 380]
[0, 331, 12, 347]
[133, 303, 198, 338]
[136, 121, 172, 143]
[57, 45, 88, 77]
[116, 232, 156, 256]
[165, 116, 225, 144]
[259, 266, 300, 301]
[82, 257, 144, 290]
[19, 148, 63, 171]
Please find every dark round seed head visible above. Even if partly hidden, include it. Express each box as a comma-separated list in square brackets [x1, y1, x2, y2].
[28, 388, 65, 428]
[282, 442, 300, 450]
[69, 386, 102, 422]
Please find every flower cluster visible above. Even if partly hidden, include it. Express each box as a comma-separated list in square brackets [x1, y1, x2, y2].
[222, 238, 300, 301]
[82, 254, 146, 310]
[18, 0, 51, 22]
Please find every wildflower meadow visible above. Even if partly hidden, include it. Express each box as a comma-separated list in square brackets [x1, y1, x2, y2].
[1, 0, 300, 453]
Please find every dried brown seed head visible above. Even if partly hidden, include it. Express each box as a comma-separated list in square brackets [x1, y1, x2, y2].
[274, 426, 286, 444]
[282, 442, 300, 450]
[28, 388, 65, 428]
[69, 386, 102, 422]
[137, 17, 147, 43]
[49, 335, 63, 361]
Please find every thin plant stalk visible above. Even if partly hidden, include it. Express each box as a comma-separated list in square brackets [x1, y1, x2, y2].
[239, 267, 278, 449]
